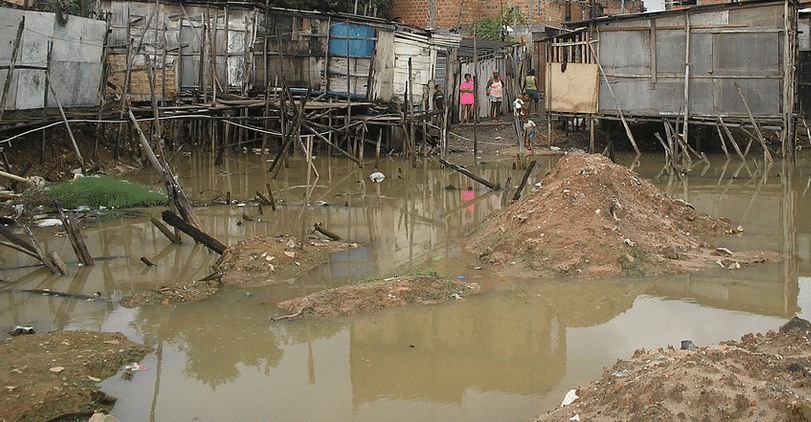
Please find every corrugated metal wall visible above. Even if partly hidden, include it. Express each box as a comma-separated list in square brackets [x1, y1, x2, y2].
[0, 8, 105, 110]
[593, 3, 786, 119]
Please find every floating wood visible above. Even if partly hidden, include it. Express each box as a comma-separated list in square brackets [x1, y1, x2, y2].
[161, 210, 227, 254]
[54, 200, 93, 266]
[255, 191, 272, 206]
[512, 160, 538, 201]
[500, 176, 513, 207]
[314, 223, 341, 241]
[266, 183, 277, 211]
[150, 217, 182, 244]
[140, 256, 155, 266]
[438, 158, 499, 190]
[22, 225, 63, 275]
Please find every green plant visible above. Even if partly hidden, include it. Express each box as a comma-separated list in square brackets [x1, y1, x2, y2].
[43, 175, 167, 209]
[471, 7, 526, 41]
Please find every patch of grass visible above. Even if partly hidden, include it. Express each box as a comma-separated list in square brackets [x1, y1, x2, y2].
[43, 175, 167, 209]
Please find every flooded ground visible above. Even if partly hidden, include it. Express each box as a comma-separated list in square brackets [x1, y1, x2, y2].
[2, 148, 811, 421]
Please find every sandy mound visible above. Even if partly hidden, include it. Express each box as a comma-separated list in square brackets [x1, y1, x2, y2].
[464, 152, 782, 277]
[274, 275, 480, 319]
[533, 317, 811, 422]
[0, 330, 151, 422]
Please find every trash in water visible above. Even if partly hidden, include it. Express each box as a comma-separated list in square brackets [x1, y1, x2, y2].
[125, 363, 147, 372]
[369, 172, 386, 183]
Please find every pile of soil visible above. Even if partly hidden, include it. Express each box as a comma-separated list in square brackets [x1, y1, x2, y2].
[464, 152, 783, 277]
[119, 235, 358, 307]
[0, 330, 151, 422]
[533, 318, 811, 422]
[274, 275, 480, 319]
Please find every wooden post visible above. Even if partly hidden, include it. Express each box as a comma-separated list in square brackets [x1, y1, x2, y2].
[54, 200, 94, 266]
[719, 116, 747, 160]
[0, 17, 24, 124]
[512, 160, 537, 201]
[150, 217, 182, 244]
[46, 72, 84, 171]
[473, 25, 478, 157]
[734, 81, 773, 163]
[681, 12, 691, 148]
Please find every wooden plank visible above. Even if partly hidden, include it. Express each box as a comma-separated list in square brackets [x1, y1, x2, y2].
[161, 210, 226, 254]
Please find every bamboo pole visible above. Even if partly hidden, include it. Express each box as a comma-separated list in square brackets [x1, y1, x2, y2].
[46, 72, 84, 171]
[54, 200, 94, 266]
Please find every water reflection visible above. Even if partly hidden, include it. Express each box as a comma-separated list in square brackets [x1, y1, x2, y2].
[0, 150, 810, 422]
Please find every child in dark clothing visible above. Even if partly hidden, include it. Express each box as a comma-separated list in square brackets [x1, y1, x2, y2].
[433, 84, 445, 127]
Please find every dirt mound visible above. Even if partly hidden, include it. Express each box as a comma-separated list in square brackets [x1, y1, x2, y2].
[0, 330, 151, 422]
[533, 318, 811, 422]
[464, 152, 781, 277]
[274, 275, 480, 319]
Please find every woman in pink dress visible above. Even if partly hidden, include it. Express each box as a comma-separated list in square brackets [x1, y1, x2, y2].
[459, 73, 474, 125]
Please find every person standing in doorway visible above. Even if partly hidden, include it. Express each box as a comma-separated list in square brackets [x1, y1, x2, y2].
[486, 70, 503, 122]
[433, 84, 445, 128]
[524, 69, 540, 115]
[459, 74, 474, 125]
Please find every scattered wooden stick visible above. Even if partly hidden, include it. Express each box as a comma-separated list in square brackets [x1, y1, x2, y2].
[314, 223, 342, 241]
[500, 177, 513, 207]
[512, 160, 538, 201]
[140, 256, 155, 266]
[255, 191, 272, 206]
[150, 217, 182, 244]
[734, 82, 773, 163]
[161, 210, 227, 254]
[21, 225, 62, 275]
[438, 158, 499, 190]
[54, 200, 93, 266]
[266, 183, 277, 211]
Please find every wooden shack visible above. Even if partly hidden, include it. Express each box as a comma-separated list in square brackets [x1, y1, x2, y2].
[101, 1, 460, 106]
[544, 0, 799, 157]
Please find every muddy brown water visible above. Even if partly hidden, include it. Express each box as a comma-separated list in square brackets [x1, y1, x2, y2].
[1, 149, 810, 421]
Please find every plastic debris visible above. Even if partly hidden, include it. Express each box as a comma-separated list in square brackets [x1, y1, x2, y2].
[125, 363, 147, 372]
[49, 367, 65, 373]
[561, 389, 579, 406]
[37, 218, 63, 227]
[369, 171, 386, 183]
[681, 340, 698, 350]
[9, 326, 35, 336]
[569, 415, 581, 422]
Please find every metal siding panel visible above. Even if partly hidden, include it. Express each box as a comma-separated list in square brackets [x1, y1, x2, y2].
[690, 32, 713, 76]
[13, 69, 45, 109]
[656, 30, 685, 74]
[51, 14, 106, 63]
[719, 78, 781, 115]
[20, 12, 52, 67]
[728, 4, 782, 28]
[598, 79, 652, 114]
[651, 79, 685, 114]
[48, 61, 101, 107]
[599, 31, 651, 75]
[714, 32, 779, 77]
